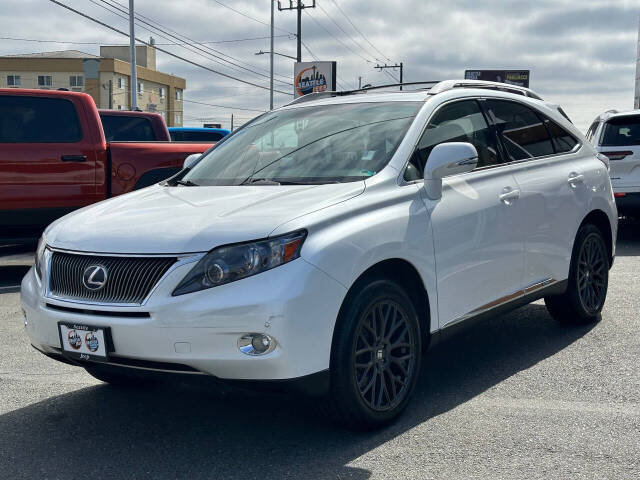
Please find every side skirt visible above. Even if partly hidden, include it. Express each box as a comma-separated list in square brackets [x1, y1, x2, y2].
[430, 279, 568, 346]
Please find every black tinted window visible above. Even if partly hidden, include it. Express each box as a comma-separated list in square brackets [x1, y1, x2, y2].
[404, 100, 500, 181]
[586, 121, 599, 142]
[100, 115, 155, 141]
[601, 116, 640, 146]
[487, 100, 554, 160]
[0, 96, 82, 143]
[545, 119, 578, 153]
[170, 130, 224, 142]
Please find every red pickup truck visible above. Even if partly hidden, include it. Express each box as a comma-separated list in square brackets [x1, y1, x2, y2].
[0, 89, 213, 245]
[99, 109, 171, 142]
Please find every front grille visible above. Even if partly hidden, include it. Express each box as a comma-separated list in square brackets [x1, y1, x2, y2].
[49, 252, 177, 304]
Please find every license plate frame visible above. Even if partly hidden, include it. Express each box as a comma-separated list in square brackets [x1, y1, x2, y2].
[57, 322, 113, 363]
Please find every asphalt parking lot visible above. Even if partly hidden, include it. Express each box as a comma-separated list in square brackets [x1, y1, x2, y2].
[1, 224, 639, 480]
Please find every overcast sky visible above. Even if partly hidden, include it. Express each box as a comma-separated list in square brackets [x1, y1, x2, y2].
[2, 0, 640, 130]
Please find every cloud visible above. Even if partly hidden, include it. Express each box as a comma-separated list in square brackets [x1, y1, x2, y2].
[1, 0, 639, 130]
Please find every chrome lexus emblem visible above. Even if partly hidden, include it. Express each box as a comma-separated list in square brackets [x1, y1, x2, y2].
[82, 265, 108, 291]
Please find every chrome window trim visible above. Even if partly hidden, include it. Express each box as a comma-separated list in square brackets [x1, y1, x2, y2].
[399, 95, 583, 186]
[43, 246, 205, 308]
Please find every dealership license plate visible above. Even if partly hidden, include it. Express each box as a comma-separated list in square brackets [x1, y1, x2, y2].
[58, 323, 109, 362]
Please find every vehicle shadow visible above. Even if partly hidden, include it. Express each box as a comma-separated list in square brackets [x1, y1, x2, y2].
[0, 303, 595, 479]
[616, 216, 640, 256]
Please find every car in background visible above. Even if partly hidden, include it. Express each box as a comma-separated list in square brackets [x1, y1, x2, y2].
[169, 126, 230, 142]
[23, 80, 617, 429]
[99, 110, 170, 142]
[0, 89, 214, 245]
[587, 110, 640, 215]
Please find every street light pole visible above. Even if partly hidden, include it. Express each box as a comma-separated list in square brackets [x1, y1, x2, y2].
[270, 0, 274, 110]
[128, 0, 137, 110]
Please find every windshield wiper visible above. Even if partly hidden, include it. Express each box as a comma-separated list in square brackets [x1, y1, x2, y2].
[175, 179, 199, 186]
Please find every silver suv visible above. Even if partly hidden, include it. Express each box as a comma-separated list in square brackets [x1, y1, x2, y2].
[587, 110, 640, 214]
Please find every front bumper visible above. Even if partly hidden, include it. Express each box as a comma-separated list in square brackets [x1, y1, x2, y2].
[21, 257, 347, 382]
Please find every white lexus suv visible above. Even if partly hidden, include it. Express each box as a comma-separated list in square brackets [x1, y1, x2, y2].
[22, 80, 617, 429]
[587, 109, 640, 215]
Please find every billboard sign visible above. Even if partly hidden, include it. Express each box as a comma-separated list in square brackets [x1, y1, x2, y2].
[294, 61, 337, 98]
[464, 70, 530, 88]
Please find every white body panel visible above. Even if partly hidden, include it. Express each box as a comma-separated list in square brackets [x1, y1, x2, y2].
[22, 86, 618, 382]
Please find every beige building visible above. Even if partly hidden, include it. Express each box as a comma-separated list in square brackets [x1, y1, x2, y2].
[0, 45, 185, 126]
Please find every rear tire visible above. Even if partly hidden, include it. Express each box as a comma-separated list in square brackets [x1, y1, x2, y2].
[545, 224, 609, 324]
[322, 278, 422, 430]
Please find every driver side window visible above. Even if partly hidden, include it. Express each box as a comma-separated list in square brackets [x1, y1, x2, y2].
[404, 99, 501, 181]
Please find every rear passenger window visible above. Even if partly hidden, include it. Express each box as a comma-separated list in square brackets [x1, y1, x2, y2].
[545, 119, 578, 153]
[100, 115, 155, 141]
[404, 100, 501, 181]
[586, 121, 599, 143]
[486, 99, 555, 160]
[0, 95, 82, 143]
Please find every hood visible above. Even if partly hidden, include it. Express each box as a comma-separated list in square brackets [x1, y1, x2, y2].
[46, 182, 364, 254]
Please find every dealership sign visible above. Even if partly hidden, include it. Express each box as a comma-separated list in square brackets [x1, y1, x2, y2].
[294, 61, 337, 98]
[464, 70, 530, 88]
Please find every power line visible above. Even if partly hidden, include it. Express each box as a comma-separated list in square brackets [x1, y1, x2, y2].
[106, 0, 292, 82]
[303, 9, 371, 64]
[315, 1, 377, 63]
[92, 0, 292, 85]
[182, 98, 266, 112]
[0, 34, 293, 46]
[330, 0, 392, 62]
[48, 0, 293, 95]
[211, 0, 295, 35]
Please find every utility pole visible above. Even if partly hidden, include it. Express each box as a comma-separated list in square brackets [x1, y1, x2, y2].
[278, 1, 316, 62]
[374, 63, 404, 90]
[270, 0, 274, 110]
[128, 0, 138, 110]
[108, 80, 113, 109]
[358, 76, 362, 89]
[231, 113, 234, 132]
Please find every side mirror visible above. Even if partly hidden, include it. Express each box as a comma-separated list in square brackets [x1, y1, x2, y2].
[423, 142, 478, 199]
[183, 153, 201, 170]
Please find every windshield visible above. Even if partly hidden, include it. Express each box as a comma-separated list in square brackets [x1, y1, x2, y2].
[182, 101, 421, 185]
[601, 115, 640, 146]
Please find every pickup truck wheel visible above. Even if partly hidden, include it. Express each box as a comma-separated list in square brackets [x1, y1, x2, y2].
[323, 278, 421, 430]
[545, 224, 608, 324]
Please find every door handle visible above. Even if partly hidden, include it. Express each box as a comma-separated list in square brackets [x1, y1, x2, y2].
[567, 172, 584, 187]
[61, 155, 87, 162]
[499, 187, 520, 205]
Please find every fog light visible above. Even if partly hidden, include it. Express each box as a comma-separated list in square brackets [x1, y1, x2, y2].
[238, 333, 275, 356]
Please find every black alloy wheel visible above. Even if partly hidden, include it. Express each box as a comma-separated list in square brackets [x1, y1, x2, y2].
[353, 300, 417, 412]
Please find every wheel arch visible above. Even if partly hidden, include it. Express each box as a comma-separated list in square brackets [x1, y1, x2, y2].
[579, 209, 614, 266]
[331, 258, 432, 357]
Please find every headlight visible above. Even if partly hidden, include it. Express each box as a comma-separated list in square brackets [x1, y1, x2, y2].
[34, 235, 46, 282]
[172, 230, 307, 296]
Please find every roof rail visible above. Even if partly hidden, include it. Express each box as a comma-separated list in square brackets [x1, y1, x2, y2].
[285, 81, 442, 106]
[429, 80, 543, 100]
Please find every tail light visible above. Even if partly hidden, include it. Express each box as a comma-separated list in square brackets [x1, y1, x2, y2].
[596, 153, 610, 171]
[614, 192, 626, 198]
[601, 151, 632, 161]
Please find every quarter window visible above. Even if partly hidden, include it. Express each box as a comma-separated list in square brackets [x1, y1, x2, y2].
[545, 118, 578, 153]
[586, 121, 599, 143]
[486, 99, 555, 161]
[0, 96, 82, 143]
[404, 99, 501, 181]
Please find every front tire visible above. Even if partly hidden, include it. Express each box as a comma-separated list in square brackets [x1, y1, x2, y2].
[324, 278, 422, 430]
[545, 224, 609, 324]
